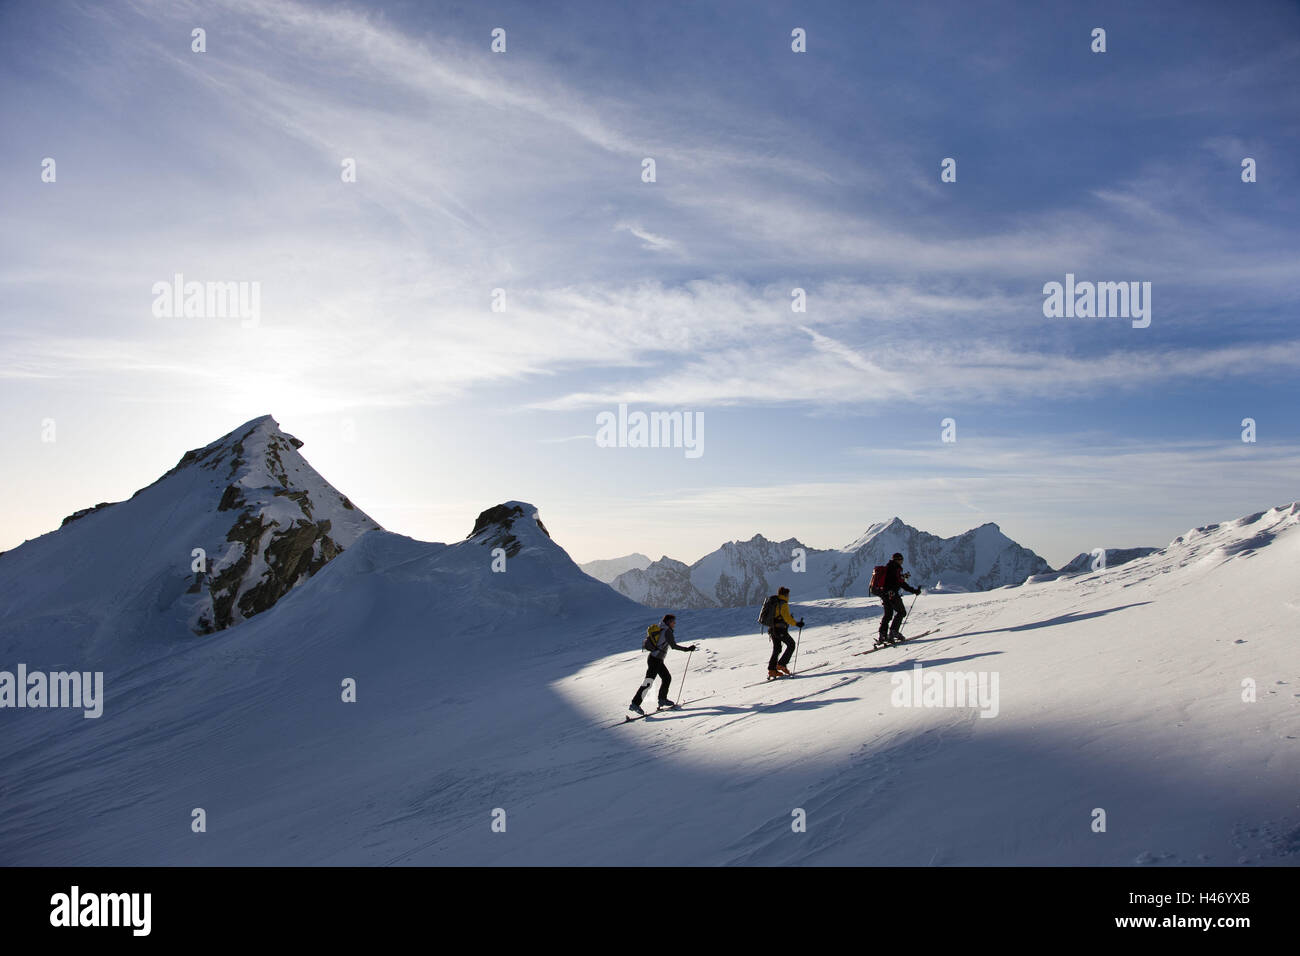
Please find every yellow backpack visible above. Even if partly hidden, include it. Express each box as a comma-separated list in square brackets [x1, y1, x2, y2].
[643, 624, 663, 651]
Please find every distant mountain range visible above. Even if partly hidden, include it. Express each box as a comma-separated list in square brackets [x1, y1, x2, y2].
[607, 517, 1057, 609]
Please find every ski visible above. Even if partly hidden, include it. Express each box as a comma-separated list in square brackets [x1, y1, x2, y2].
[742, 661, 830, 688]
[852, 627, 940, 655]
[608, 694, 714, 727]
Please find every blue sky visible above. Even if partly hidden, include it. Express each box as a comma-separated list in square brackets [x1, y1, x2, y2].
[1, 0, 1298, 567]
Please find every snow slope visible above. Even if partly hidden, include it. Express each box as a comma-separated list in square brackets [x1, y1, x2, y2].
[1, 501, 1295, 866]
[613, 518, 1052, 608]
[0, 415, 378, 667]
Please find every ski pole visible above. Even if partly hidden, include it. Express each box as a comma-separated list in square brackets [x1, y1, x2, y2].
[903, 591, 920, 633]
[791, 625, 803, 673]
[676, 649, 693, 706]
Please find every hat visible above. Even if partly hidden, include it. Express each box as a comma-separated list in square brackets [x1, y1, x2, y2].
[892, 552, 904, 561]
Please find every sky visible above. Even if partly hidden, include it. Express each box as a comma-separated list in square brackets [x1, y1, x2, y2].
[1, 0, 1298, 568]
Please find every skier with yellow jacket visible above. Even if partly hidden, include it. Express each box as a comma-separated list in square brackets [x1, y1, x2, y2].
[758, 586, 804, 678]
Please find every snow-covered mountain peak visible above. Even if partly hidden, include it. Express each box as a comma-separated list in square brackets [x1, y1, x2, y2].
[467, 501, 553, 558]
[153, 414, 301, 488]
[844, 516, 910, 551]
[0, 415, 380, 659]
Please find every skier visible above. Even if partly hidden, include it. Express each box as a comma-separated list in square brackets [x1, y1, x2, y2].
[873, 552, 921, 646]
[764, 586, 805, 679]
[629, 614, 697, 716]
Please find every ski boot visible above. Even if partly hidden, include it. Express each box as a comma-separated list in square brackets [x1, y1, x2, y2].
[657, 699, 677, 711]
[767, 668, 783, 680]
[776, 664, 792, 676]
[628, 704, 645, 717]
[888, 631, 905, 645]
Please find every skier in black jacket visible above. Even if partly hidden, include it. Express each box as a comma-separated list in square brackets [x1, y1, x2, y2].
[630, 614, 697, 716]
[876, 552, 921, 646]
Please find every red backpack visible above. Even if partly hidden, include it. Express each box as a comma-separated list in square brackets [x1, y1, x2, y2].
[869, 565, 888, 594]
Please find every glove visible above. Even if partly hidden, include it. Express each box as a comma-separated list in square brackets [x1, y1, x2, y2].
[687, 645, 698, 652]
[796, 619, 805, 628]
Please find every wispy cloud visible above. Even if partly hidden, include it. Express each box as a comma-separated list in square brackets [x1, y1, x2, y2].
[4, 0, 1296, 418]
[616, 222, 679, 253]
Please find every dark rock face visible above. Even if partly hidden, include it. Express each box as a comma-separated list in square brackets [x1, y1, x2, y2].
[232, 518, 340, 626]
[195, 506, 354, 633]
[196, 498, 360, 633]
[218, 485, 246, 511]
[203, 511, 267, 633]
[170, 416, 379, 635]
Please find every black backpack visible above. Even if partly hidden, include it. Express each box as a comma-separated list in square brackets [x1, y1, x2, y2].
[758, 595, 780, 628]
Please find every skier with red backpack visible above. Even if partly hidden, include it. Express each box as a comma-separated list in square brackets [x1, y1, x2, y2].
[869, 552, 922, 647]
[758, 586, 805, 678]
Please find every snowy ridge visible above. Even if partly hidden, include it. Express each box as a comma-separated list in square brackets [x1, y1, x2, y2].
[1024, 504, 1300, 586]
[268, 499, 642, 640]
[1169, 502, 1300, 556]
